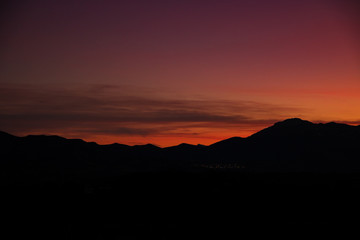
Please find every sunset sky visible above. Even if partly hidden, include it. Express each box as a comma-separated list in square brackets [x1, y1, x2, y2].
[1, 0, 359, 146]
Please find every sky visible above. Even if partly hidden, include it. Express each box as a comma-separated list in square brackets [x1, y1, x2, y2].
[1, 0, 359, 146]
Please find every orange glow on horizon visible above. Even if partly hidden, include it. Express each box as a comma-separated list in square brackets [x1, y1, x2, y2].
[35, 118, 360, 147]
[66, 129, 261, 147]
[1, 1, 359, 147]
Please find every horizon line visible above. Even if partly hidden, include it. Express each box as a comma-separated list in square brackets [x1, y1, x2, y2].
[2, 118, 360, 148]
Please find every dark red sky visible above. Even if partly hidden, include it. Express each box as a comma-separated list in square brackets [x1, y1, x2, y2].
[1, 0, 359, 146]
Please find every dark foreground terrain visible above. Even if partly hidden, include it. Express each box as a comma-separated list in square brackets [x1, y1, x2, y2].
[2, 119, 360, 238]
[3, 171, 360, 239]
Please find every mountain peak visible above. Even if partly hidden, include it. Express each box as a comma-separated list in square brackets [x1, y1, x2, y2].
[133, 143, 160, 150]
[274, 118, 312, 127]
[249, 118, 315, 140]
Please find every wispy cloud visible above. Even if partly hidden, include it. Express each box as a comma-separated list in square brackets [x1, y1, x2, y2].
[0, 84, 305, 140]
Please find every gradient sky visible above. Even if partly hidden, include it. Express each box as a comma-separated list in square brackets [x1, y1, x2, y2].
[1, 0, 359, 146]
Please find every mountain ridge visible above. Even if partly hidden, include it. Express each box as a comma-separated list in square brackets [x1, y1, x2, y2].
[1, 118, 360, 174]
[2, 118, 359, 148]
[3, 120, 360, 238]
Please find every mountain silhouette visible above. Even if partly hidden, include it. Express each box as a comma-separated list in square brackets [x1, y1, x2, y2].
[1, 118, 360, 178]
[209, 136, 244, 149]
[2, 118, 360, 239]
[250, 118, 360, 140]
[1, 116, 355, 184]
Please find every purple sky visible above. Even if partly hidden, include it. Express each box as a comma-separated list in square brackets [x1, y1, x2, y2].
[1, 0, 359, 146]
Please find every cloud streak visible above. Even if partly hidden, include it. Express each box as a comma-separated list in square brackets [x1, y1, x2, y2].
[0, 84, 305, 143]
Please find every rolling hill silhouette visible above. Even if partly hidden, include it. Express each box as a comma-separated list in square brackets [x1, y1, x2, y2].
[2, 118, 360, 239]
[2, 118, 360, 178]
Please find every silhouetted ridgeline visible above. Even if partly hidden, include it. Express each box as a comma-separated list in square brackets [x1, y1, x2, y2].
[2, 118, 360, 180]
[2, 118, 360, 239]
